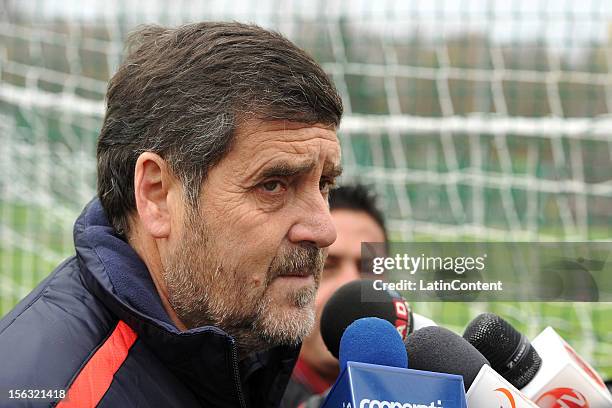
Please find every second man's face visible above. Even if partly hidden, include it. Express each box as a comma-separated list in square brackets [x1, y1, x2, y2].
[299, 208, 386, 377]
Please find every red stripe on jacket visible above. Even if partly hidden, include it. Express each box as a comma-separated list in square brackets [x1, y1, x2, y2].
[57, 320, 137, 408]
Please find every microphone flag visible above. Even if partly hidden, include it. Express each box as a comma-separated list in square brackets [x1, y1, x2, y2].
[466, 364, 539, 407]
[521, 327, 612, 407]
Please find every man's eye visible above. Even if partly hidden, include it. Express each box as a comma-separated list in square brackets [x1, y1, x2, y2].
[324, 256, 340, 271]
[261, 180, 284, 193]
[324, 261, 337, 271]
[322, 260, 340, 279]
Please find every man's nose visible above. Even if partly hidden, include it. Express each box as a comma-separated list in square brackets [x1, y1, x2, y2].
[287, 193, 337, 248]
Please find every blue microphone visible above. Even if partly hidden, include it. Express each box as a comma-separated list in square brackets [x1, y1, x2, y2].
[339, 317, 408, 371]
[322, 317, 467, 408]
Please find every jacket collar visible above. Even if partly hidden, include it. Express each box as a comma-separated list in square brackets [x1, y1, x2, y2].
[73, 198, 299, 407]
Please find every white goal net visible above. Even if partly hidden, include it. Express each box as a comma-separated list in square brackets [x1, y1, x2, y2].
[1, 0, 611, 376]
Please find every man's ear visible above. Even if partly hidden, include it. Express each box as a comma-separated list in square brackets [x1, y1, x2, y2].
[133, 152, 178, 239]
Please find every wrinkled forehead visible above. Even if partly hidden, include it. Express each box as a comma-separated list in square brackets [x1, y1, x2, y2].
[226, 120, 342, 177]
[235, 119, 339, 146]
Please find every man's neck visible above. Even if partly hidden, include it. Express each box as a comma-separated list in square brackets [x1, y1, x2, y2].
[127, 227, 188, 331]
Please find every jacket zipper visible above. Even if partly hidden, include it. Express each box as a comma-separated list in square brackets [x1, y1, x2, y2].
[230, 342, 247, 408]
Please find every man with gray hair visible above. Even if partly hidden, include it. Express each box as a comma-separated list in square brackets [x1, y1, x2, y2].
[0, 22, 343, 407]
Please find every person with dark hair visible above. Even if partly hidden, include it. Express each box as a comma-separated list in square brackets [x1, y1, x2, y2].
[281, 184, 388, 408]
[0, 22, 343, 408]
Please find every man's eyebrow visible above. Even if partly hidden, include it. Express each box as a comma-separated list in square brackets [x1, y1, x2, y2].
[260, 160, 317, 179]
[259, 160, 343, 179]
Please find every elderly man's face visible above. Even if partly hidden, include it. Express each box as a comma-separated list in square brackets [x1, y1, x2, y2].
[162, 120, 341, 349]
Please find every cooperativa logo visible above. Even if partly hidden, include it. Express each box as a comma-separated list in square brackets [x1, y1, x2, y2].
[350, 399, 443, 408]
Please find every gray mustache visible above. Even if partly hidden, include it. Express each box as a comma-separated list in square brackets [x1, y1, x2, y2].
[270, 246, 325, 278]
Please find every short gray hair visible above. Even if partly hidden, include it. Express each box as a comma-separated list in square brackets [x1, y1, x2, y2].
[97, 22, 343, 236]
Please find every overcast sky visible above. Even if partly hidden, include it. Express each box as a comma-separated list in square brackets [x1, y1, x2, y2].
[8, 0, 612, 49]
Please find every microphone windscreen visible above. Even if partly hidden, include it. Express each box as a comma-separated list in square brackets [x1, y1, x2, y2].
[339, 317, 408, 371]
[405, 326, 489, 390]
[463, 313, 541, 389]
[321, 279, 413, 359]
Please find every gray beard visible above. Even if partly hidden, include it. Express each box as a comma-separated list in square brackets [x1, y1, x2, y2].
[161, 212, 323, 357]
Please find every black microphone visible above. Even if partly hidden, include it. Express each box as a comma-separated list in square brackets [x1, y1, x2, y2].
[464, 313, 612, 405]
[320, 279, 414, 359]
[404, 326, 489, 390]
[405, 326, 541, 407]
[463, 313, 541, 389]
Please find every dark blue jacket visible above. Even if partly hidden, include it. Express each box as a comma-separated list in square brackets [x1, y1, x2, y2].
[0, 199, 299, 407]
